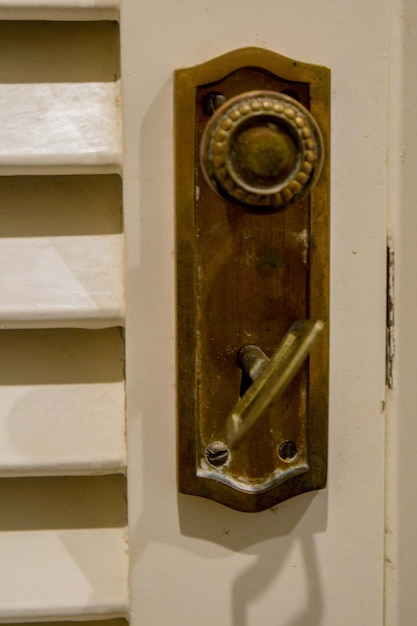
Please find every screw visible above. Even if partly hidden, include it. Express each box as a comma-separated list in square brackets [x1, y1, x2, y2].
[206, 441, 230, 466]
[278, 440, 298, 462]
[281, 89, 301, 102]
[202, 92, 226, 116]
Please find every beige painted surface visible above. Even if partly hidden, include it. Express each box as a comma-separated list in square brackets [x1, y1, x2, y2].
[385, 0, 417, 624]
[122, 1, 388, 624]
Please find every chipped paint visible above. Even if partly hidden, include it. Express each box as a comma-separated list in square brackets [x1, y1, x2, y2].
[386, 238, 395, 388]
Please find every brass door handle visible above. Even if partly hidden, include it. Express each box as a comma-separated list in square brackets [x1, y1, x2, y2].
[176, 48, 330, 512]
[226, 320, 324, 450]
[200, 90, 324, 208]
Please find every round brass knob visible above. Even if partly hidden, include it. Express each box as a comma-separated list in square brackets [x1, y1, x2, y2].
[200, 90, 324, 208]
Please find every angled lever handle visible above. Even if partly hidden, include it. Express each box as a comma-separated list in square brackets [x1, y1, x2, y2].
[226, 320, 324, 450]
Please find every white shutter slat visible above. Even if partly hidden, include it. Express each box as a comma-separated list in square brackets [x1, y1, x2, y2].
[17, 621, 127, 626]
[0, 1, 119, 20]
[0, 381, 126, 475]
[0, 234, 124, 328]
[0, 82, 121, 176]
[0, 528, 128, 623]
[0, 328, 126, 476]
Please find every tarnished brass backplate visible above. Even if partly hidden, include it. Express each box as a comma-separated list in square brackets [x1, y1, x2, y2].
[175, 48, 330, 512]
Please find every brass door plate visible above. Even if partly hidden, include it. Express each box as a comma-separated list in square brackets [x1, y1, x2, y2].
[175, 48, 330, 512]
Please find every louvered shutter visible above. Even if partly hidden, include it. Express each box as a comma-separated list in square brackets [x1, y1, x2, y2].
[0, 4, 128, 623]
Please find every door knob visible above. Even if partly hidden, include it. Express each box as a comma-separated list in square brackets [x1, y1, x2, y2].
[201, 90, 324, 208]
[227, 320, 324, 450]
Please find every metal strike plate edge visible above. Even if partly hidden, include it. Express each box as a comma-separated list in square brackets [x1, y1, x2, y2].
[175, 48, 330, 512]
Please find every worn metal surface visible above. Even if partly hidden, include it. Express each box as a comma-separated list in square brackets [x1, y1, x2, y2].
[175, 47, 330, 512]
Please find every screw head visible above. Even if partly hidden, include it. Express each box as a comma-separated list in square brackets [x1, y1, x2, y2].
[202, 92, 226, 116]
[205, 441, 230, 467]
[278, 440, 298, 462]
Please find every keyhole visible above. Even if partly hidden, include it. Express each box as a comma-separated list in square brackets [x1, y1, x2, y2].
[239, 368, 253, 398]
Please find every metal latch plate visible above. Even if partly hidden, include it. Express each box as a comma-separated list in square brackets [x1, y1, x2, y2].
[175, 48, 330, 512]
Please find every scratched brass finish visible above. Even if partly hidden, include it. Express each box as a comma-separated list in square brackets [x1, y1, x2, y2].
[201, 91, 324, 208]
[175, 48, 330, 512]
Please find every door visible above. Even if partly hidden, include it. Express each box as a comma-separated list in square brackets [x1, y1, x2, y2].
[121, 1, 397, 625]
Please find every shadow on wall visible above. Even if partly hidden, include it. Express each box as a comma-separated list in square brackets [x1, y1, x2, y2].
[179, 492, 326, 626]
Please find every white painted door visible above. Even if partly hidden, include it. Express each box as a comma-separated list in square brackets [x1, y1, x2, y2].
[121, 1, 398, 625]
[0, 1, 412, 624]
